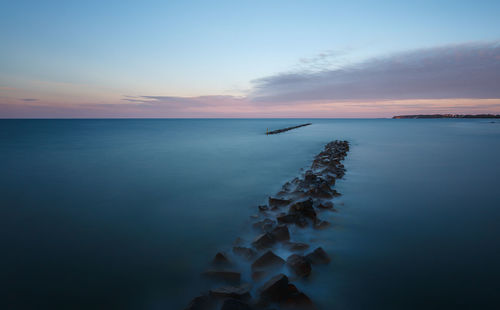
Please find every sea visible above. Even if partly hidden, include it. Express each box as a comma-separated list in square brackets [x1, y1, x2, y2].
[1, 119, 499, 310]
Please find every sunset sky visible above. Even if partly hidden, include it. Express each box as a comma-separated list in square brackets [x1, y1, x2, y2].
[1, 0, 500, 118]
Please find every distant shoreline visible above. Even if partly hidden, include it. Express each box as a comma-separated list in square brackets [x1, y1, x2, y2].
[393, 114, 500, 119]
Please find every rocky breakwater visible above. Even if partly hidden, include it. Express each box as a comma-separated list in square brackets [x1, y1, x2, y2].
[185, 140, 350, 310]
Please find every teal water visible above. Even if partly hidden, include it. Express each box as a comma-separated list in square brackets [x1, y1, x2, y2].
[1, 119, 499, 309]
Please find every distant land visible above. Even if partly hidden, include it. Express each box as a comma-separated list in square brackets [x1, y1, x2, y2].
[392, 114, 500, 119]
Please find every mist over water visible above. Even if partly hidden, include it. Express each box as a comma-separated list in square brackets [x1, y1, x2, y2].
[1, 119, 499, 309]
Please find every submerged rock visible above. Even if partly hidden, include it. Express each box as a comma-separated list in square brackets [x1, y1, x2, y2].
[317, 201, 334, 210]
[283, 241, 310, 252]
[209, 283, 251, 300]
[233, 246, 257, 260]
[258, 205, 269, 212]
[252, 218, 276, 233]
[305, 247, 330, 265]
[286, 254, 311, 278]
[252, 232, 276, 250]
[252, 251, 285, 271]
[313, 220, 330, 230]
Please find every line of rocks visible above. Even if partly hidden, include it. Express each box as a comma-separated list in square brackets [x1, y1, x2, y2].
[266, 123, 312, 135]
[185, 140, 350, 310]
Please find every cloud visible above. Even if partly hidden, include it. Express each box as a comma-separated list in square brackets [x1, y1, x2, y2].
[250, 41, 500, 103]
[122, 95, 245, 108]
[20, 98, 38, 102]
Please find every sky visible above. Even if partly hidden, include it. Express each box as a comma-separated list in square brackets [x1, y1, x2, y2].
[1, 0, 500, 118]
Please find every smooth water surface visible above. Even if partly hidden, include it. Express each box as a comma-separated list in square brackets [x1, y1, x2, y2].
[1, 119, 499, 309]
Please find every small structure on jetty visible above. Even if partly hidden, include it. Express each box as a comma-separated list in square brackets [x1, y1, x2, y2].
[266, 123, 312, 135]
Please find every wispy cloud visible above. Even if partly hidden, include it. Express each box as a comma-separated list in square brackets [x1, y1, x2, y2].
[250, 41, 500, 103]
[2, 41, 500, 118]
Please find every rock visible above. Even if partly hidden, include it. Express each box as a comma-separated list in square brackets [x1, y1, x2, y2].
[271, 225, 290, 242]
[252, 251, 285, 271]
[233, 237, 244, 246]
[317, 201, 334, 210]
[286, 254, 311, 278]
[210, 283, 251, 301]
[283, 241, 310, 252]
[313, 220, 330, 230]
[212, 252, 232, 267]
[304, 170, 317, 183]
[203, 270, 241, 283]
[252, 232, 276, 250]
[258, 205, 269, 212]
[305, 247, 330, 265]
[295, 217, 308, 228]
[233, 246, 257, 260]
[221, 298, 252, 310]
[252, 218, 275, 232]
[251, 270, 267, 281]
[184, 295, 216, 310]
[269, 197, 292, 209]
[289, 198, 316, 220]
[277, 213, 298, 224]
[259, 274, 290, 302]
[280, 287, 314, 309]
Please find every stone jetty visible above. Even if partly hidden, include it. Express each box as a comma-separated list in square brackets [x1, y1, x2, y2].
[266, 123, 312, 135]
[186, 140, 350, 310]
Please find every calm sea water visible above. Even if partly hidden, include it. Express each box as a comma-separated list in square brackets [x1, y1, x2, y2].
[1, 119, 499, 310]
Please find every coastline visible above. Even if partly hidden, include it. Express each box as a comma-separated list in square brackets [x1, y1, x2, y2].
[186, 140, 349, 310]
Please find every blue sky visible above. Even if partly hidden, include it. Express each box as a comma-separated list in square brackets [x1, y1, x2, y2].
[1, 0, 500, 117]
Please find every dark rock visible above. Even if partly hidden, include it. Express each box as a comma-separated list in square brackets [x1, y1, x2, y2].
[295, 217, 308, 228]
[252, 251, 285, 271]
[271, 225, 290, 242]
[251, 270, 267, 281]
[306, 183, 333, 199]
[210, 283, 251, 301]
[221, 298, 252, 310]
[233, 246, 257, 260]
[280, 287, 314, 309]
[252, 232, 276, 250]
[283, 241, 310, 252]
[258, 205, 269, 212]
[184, 295, 216, 310]
[289, 198, 316, 220]
[313, 220, 330, 230]
[252, 218, 275, 233]
[269, 197, 292, 209]
[203, 270, 241, 283]
[212, 252, 232, 267]
[259, 274, 290, 302]
[277, 213, 298, 224]
[286, 254, 311, 278]
[304, 170, 317, 183]
[233, 237, 244, 246]
[317, 201, 334, 210]
[305, 247, 330, 265]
